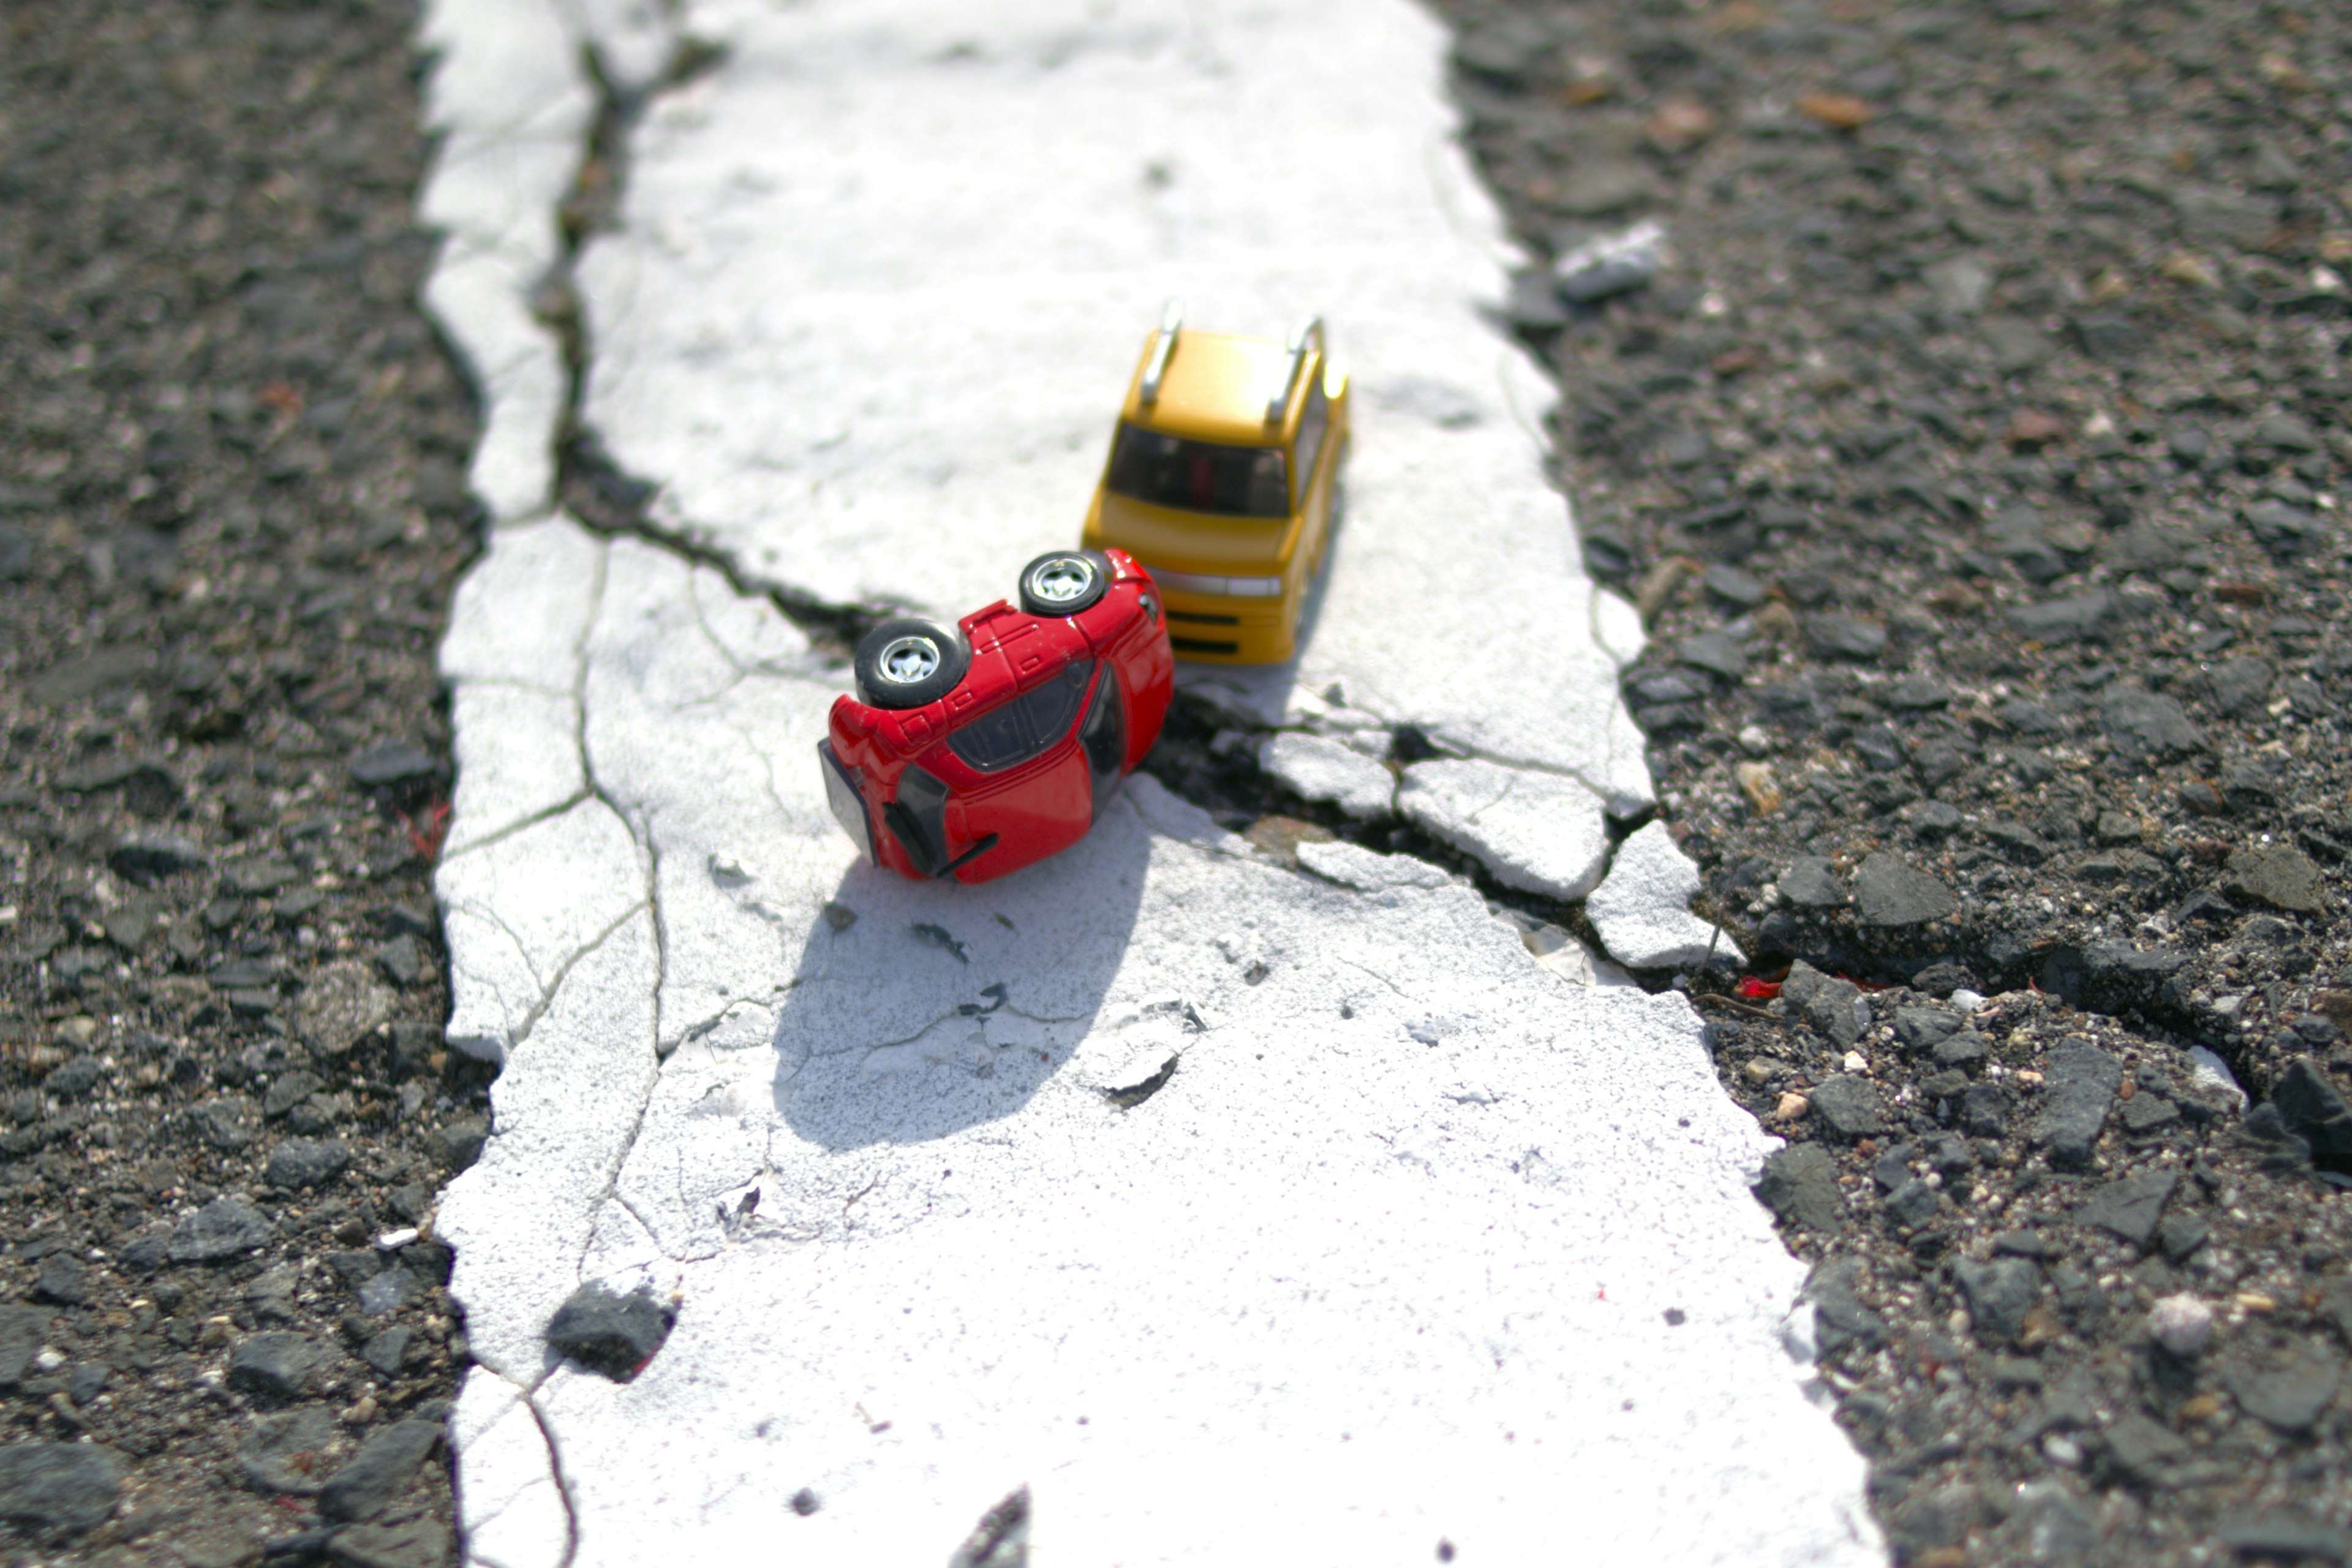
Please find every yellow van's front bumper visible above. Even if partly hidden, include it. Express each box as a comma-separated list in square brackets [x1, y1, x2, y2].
[1148, 574, 1297, 665]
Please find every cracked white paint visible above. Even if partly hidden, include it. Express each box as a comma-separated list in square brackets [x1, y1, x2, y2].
[1398, 756, 1611, 902]
[1256, 731, 1396, 820]
[576, 0, 1655, 826]
[415, 0, 1880, 1562]
[1586, 820, 1736, 973]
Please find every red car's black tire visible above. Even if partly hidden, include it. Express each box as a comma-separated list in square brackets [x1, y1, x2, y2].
[1017, 549, 1114, 617]
[853, 617, 971, 709]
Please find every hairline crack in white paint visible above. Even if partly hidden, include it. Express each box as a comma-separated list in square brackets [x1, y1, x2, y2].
[412, 1, 1882, 1564]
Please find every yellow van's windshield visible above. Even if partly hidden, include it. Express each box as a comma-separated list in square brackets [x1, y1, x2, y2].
[1106, 424, 1289, 518]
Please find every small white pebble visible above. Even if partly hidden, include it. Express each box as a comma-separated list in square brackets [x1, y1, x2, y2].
[375, 1227, 420, 1252]
[1949, 988, 1986, 1011]
[2042, 1433, 2083, 1468]
[32, 1348, 65, 1374]
[2147, 1293, 2214, 1357]
[1842, 1050, 1868, 1072]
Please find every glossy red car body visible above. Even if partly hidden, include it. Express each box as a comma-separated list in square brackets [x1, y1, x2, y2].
[820, 551, 1174, 884]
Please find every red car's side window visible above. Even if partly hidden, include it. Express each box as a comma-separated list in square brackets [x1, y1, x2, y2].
[946, 658, 1096, 772]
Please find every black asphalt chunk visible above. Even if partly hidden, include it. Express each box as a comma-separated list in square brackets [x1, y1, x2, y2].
[545, 1281, 677, 1382]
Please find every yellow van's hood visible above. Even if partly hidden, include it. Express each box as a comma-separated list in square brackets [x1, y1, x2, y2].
[1089, 491, 1298, 576]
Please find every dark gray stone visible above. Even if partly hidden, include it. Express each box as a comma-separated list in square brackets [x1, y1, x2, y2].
[375, 935, 425, 989]
[2008, 589, 2113, 643]
[1781, 960, 1861, 1043]
[2174, 184, 2282, 249]
[2217, 1509, 2352, 1565]
[1885, 674, 1950, 711]
[1932, 1031, 1990, 1070]
[170, 1194, 276, 1262]
[1754, 1144, 1842, 1233]
[1808, 1075, 1887, 1139]
[361, 1325, 414, 1378]
[318, 1419, 443, 1522]
[2274, 1058, 2352, 1159]
[226, 858, 300, 895]
[1981, 818, 2048, 864]
[1883, 1177, 1940, 1229]
[2103, 1412, 2187, 1484]
[266, 1136, 352, 1189]
[1675, 631, 1747, 682]
[1779, 858, 1846, 909]
[1981, 316, 2049, 372]
[1998, 698, 2062, 736]
[265, 1070, 325, 1119]
[1913, 744, 1967, 791]
[358, 1268, 419, 1317]
[2225, 1342, 2343, 1433]
[0, 1444, 122, 1534]
[1804, 616, 1888, 661]
[246, 1265, 300, 1325]
[1962, 1081, 2010, 1136]
[2102, 687, 2204, 763]
[1854, 851, 1956, 927]
[238, 1406, 339, 1495]
[2245, 499, 2331, 557]
[1885, 1483, 1983, 1556]
[2256, 411, 2322, 452]
[210, 958, 277, 990]
[2158, 1213, 2209, 1262]
[432, 1118, 487, 1171]
[1954, 1256, 2041, 1341]
[43, 1056, 103, 1099]
[1894, 1008, 1962, 1052]
[1702, 564, 1767, 609]
[0, 1306, 51, 1385]
[349, 742, 441, 788]
[228, 1331, 322, 1400]
[2209, 655, 2274, 717]
[2122, 1093, 2181, 1135]
[2035, 1041, 2122, 1167]
[546, 1281, 676, 1382]
[327, 1516, 448, 1568]
[2223, 845, 2328, 914]
[34, 1251, 87, 1306]
[108, 832, 208, 881]
[66, 1362, 107, 1407]
[2073, 1168, 2178, 1247]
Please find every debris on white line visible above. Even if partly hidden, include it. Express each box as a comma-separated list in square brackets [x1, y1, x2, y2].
[1398, 756, 1611, 901]
[1256, 731, 1398, 820]
[1585, 819, 1736, 971]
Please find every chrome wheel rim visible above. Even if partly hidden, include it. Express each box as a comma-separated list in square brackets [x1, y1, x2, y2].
[1030, 557, 1095, 605]
[876, 635, 941, 685]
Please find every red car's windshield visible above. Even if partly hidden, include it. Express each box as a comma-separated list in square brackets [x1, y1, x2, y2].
[946, 658, 1095, 772]
[1105, 424, 1288, 518]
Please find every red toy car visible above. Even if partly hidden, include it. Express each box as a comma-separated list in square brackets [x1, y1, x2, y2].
[820, 549, 1175, 884]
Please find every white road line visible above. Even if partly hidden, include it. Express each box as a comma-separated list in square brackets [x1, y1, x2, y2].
[413, 2, 1881, 1563]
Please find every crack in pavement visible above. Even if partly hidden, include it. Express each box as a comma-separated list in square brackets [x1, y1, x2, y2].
[442, 786, 597, 863]
[461, 1360, 583, 1568]
[414, 5, 1864, 1560]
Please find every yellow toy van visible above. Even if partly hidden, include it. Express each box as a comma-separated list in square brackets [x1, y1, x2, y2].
[1080, 305, 1349, 663]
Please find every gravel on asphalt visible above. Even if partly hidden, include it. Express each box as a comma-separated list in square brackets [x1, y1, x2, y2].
[1423, 0, 2352, 1560]
[0, 2, 480, 1561]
